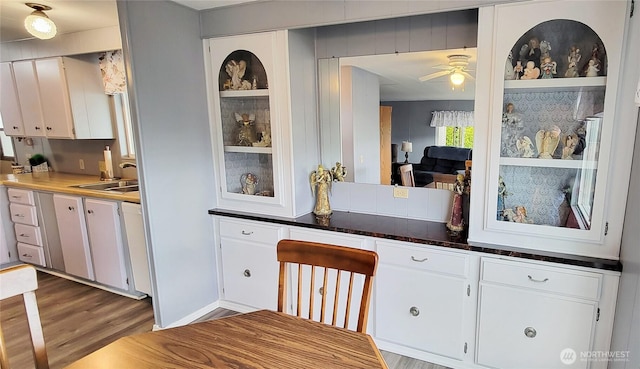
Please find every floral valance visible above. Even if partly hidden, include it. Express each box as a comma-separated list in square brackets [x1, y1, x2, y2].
[98, 50, 127, 95]
[430, 110, 475, 127]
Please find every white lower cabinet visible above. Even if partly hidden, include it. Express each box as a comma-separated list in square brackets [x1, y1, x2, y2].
[476, 258, 602, 369]
[53, 194, 94, 280]
[122, 202, 152, 296]
[218, 219, 284, 310]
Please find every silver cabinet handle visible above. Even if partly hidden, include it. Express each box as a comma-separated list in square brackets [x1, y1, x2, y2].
[524, 327, 537, 338]
[14, 213, 25, 218]
[11, 195, 21, 199]
[22, 253, 32, 258]
[19, 234, 29, 238]
[527, 275, 549, 283]
[243, 269, 251, 277]
[409, 306, 420, 316]
[241, 230, 253, 236]
[68, 206, 75, 211]
[411, 256, 428, 262]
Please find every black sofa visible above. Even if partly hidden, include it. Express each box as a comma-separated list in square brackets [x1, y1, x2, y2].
[413, 146, 472, 187]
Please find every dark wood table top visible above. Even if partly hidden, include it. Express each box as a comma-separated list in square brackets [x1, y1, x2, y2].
[64, 310, 388, 369]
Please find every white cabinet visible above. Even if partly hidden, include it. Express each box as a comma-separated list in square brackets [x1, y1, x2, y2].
[207, 30, 318, 217]
[0, 62, 25, 136]
[7, 188, 46, 267]
[53, 194, 94, 280]
[469, 1, 632, 259]
[218, 218, 283, 310]
[10, 55, 113, 139]
[122, 202, 152, 296]
[375, 240, 473, 361]
[85, 199, 127, 290]
[476, 258, 601, 369]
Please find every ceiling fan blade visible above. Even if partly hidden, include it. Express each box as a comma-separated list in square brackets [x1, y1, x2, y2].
[431, 64, 451, 70]
[419, 70, 451, 82]
[460, 71, 475, 80]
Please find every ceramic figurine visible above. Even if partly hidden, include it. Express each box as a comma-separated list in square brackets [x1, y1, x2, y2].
[447, 174, 466, 234]
[539, 40, 551, 65]
[505, 51, 515, 80]
[518, 43, 530, 65]
[497, 176, 508, 220]
[240, 173, 258, 195]
[582, 44, 602, 77]
[513, 60, 523, 80]
[330, 162, 347, 182]
[225, 60, 248, 90]
[585, 59, 600, 77]
[516, 136, 535, 158]
[502, 103, 524, 157]
[527, 37, 541, 69]
[521, 60, 540, 80]
[561, 134, 580, 159]
[235, 112, 257, 146]
[252, 131, 272, 147]
[503, 206, 532, 223]
[565, 45, 581, 78]
[540, 56, 557, 79]
[310, 164, 333, 218]
[535, 125, 561, 159]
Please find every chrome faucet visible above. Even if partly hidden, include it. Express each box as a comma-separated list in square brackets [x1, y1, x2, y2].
[119, 162, 137, 169]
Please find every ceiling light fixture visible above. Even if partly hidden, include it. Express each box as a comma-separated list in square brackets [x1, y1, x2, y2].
[450, 71, 465, 86]
[24, 3, 57, 40]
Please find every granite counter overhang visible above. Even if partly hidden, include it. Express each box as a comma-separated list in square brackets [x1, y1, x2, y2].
[209, 208, 622, 272]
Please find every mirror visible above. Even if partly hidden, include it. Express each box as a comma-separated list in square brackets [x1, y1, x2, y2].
[318, 48, 476, 185]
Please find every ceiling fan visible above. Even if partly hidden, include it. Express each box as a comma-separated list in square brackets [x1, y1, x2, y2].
[418, 55, 475, 86]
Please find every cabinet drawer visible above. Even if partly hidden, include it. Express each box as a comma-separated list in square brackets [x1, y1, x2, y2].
[289, 228, 364, 249]
[377, 241, 469, 277]
[7, 188, 35, 205]
[14, 223, 43, 247]
[481, 258, 602, 300]
[17, 243, 46, 267]
[9, 203, 38, 226]
[219, 218, 283, 245]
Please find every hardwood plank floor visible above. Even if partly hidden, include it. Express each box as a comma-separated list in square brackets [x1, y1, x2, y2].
[1, 271, 449, 369]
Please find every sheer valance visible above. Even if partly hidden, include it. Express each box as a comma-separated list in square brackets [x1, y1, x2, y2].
[430, 111, 475, 127]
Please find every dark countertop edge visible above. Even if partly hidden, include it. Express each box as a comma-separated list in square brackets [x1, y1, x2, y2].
[208, 209, 622, 273]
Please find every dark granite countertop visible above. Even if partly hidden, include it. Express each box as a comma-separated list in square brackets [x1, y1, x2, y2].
[208, 209, 622, 272]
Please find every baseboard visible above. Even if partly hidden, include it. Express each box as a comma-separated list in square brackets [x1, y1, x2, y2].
[375, 339, 478, 369]
[154, 300, 222, 330]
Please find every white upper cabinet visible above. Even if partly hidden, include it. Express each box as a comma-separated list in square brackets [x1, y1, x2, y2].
[470, 1, 631, 259]
[207, 30, 318, 217]
[0, 63, 26, 136]
[11, 55, 113, 139]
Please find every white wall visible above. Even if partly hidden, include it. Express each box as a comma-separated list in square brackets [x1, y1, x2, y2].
[117, 0, 218, 328]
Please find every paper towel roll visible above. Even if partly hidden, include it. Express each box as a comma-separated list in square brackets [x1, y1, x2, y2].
[104, 146, 113, 179]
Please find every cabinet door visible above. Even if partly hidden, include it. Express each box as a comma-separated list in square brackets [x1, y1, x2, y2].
[220, 238, 279, 310]
[53, 194, 94, 280]
[12, 60, 45, 137]
[376, 264, 467, 360]
[477, 284, 596, 369]
[85, 199, 127, 290]
[35, 58, 75, 138]
[0, 63, 25, 136]
[122, 202, 151, 295]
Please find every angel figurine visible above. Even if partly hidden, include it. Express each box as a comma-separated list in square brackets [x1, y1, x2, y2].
[535, 126, 561, 159]
[504, 206, 532, 223]
[562, 134, 580, 159]
[310, 164, 333, 218]
[505, 51, 515, 80]
[225, 60, 252, 90]
[235, 112, 257, 146]
[565, 45, 581, 78]
[516, 136, 535, 158]
[539, 40, 551, 65]
[521, 60, 540, 80]
[540, 56, 557, 79]
[585, 59, 600, 77]
[331, 162, 347, 182]
[240, 173, 258, 195]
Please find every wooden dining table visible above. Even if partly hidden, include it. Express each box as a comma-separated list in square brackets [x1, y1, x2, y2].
[64, 309, 388, 368]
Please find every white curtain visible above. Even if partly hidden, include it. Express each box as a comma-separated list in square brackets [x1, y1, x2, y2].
[430, 111, 475, 127]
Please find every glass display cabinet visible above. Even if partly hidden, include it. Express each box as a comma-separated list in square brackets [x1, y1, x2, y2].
[470, 1, 629, 259]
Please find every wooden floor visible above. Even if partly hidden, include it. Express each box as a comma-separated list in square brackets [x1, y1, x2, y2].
[1, 272, 449, 369]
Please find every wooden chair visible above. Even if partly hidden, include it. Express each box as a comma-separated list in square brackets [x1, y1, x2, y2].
[276, 239, 378, 333]
[0, 265, 49, 369]
[399, 164, 415, 187]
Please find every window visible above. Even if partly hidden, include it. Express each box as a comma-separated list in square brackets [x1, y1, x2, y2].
[113, 92, 135, 159]
[436, 126, 474, 148]
[0, 114, 16, 161]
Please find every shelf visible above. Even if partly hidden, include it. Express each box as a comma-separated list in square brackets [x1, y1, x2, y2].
[224, 146, 273, 154]
[504, 76, 606, 92]
[500, 157, 597, 169]
[220, 89, 269, 98]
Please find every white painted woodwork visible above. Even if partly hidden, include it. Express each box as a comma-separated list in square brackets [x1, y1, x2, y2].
[17, 242, 46, 267]
[0, 62, 25, 136]
[122, 202, 152, 296]
[14, 224, 43, 247]
[85, 199, 127, 290]
[34, 58, 75, 138]
[9, 203, 38, 226]
[7, 188, 35, 205]
[468, 0, 631, 259]
[219, 218, 283, 246]
[53, 194, 94, 280]
[12, 60, 45, 137]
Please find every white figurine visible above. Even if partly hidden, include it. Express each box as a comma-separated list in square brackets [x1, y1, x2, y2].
[225, 60, 247, 90]
[521, 60, 540, 80]
[535, 126, 561, 159]
[565, 46, 581, 78]
[516, 136, 535, 158]
[585, 59, 600, 77]
[505, 51, 515, 80]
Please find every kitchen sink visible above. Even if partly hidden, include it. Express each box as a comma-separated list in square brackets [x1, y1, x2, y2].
[71, 180, 139, 192]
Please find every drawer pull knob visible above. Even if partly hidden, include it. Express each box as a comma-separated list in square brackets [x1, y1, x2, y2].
[243, 269, 251, 277]
[411, 256, 428, 262]
[527, 275, 549, 283]
[241, 231, 253, 236]
[87, 210, 94, 214]
[409, 306, 420, 316]
[68, 206, 75, 211]
[524, 327, 537, 338]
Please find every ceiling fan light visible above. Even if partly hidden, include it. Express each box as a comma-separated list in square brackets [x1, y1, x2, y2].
[24, 8, 57, 40]
[450, 71, 465, 86]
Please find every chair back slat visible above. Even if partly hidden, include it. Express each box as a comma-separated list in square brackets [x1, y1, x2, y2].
[277, 240, 378, 333]
[0, 265, 49, 369]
